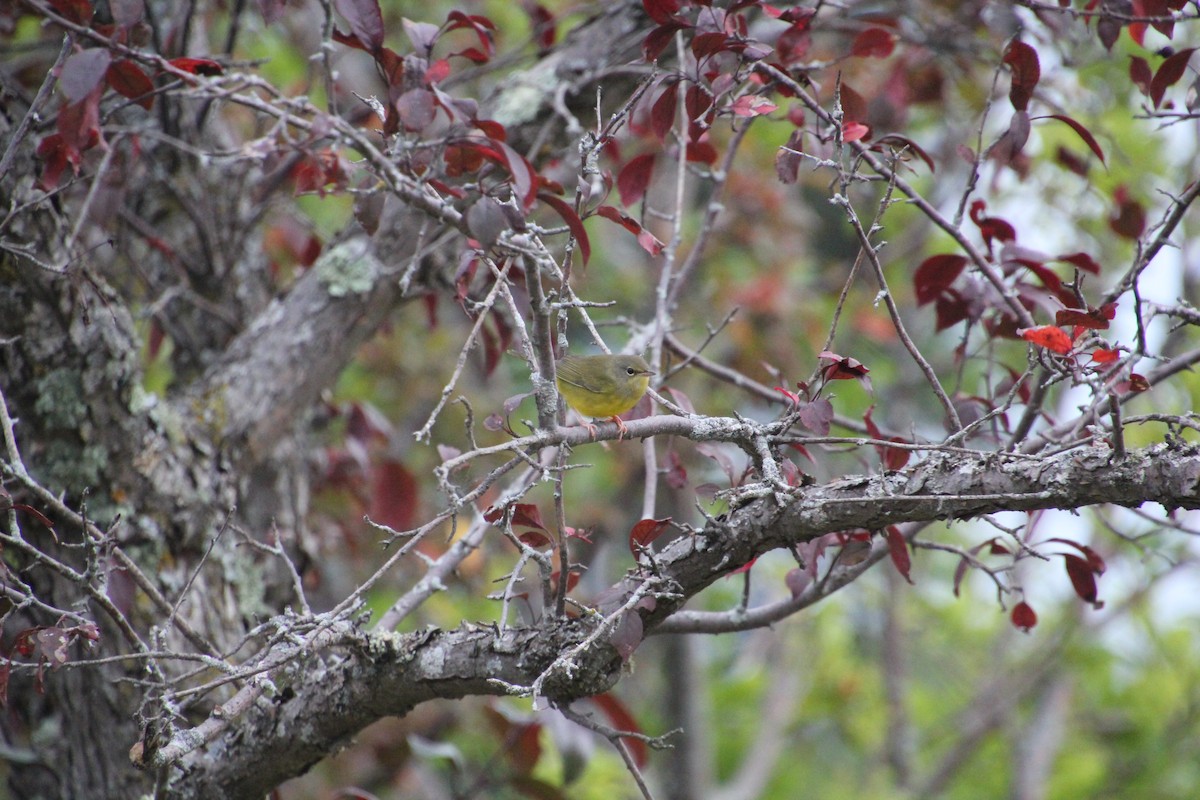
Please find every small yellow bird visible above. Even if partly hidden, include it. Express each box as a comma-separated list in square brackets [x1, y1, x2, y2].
[555, 354, 654, 438]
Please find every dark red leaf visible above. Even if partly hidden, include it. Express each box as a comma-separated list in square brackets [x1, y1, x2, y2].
[1063, 553, 1103, 607]
[1045, 537, 1106, 574]
[1151, 47, 1196, 108]
[629, 517, 672, 556]
[643, 23, 688, 63]
[47, 0, 93, 25]
[651, 81, 679, 141]
[1056, 252, 1102, 274]
[1130, 56, 1152, 96]
[1116, 373, 1151, 393]
[818, 352, 872, 389]
[1096, 15, 1122, 51]
[1055, 307, 1111, 330]
[1003, 40, 1041, 111]
[333, 0, 384, 52]
[776, 20, 811, 65]
[609, 609, 643, 661]
[1035, 114, 1106, 165]
[885, 526, 913, 583]
[642, 0, 683, 25]
[617, 153, 656, 207]
[1109, 185, 1146, 239]
[692, 31, 730, 59]
[106, 60, 155, 110]
[685, 140, 718, 164]
[851, 27, 896, 58]
[368, 459, 418, 532]
[537, 193, 590, 265]
[1011, 601, 1038, 632]
[935, 291, 970, 331]
[593, 205, 665, 255]
[913, 254, 967, 305]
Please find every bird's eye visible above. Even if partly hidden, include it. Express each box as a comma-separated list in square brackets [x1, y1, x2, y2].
[626, 367, 637, 375]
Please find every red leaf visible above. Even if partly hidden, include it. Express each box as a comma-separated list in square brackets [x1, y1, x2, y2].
[885, 526, 913, 584]
[609, 610, 643, 661]
[1011, 601, 1038, 632]
[798, 398, 833, 436]
[1151, 47, 1196, 108]
[1089, 348, 1120, 364]
[484, 502, 547, 531]
[935, 290, 969, 331]
[617, 153, 656, 207]
[818, 352, 872, 389]
[106, 60, 155, 109]
[1109, 185, 1146, 239]
[594, 205, 665, 255]
[538, 193, 590, 265]
[1055, 252, 1102, 274]
[334, 0, 385, 52]
[651, 81, 679, 141]
[1035, 114, 1106, 165]
[1045, 538, 1106, 574]
[775, 20, 811, 65]
[1055, 307, 1111, 330]
[167, 57, 224, 76]
[851, 27, 896, 58]
[1018, 325, 1074, 355]
[368, 459, 418, 532]
[1063, 553, 1103, 608]
[1003, 40, 1041, 111]
[47, 0, 93, 25]
[864, 406, 910, 470]
[643, 23, 688, 63]
[642, 0, 683, 25]
[60, 49, 111, 103]
[913, 254, 967, 305]
[1130, 56, 1153, 96]
[629, 517, 672, 556]
[1116, 373, 1150, 393]
[776, 129, 804, 183]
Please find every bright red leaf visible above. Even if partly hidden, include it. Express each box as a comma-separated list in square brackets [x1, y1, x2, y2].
[1019, 325, 1074, 355]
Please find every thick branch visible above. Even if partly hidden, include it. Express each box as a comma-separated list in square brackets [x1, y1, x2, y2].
[170, 442, 1200, 795]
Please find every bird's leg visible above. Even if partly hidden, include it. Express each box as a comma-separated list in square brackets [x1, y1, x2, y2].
[610, 415, 629, 440]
